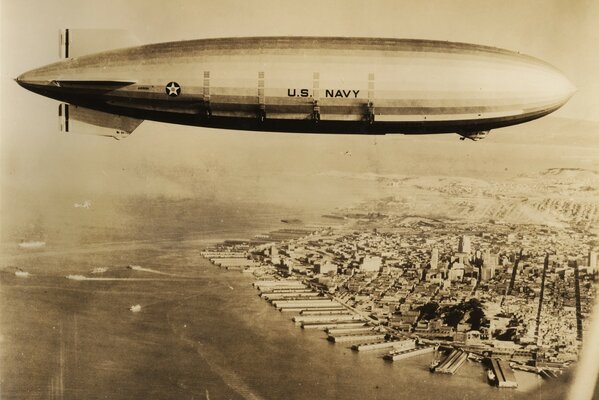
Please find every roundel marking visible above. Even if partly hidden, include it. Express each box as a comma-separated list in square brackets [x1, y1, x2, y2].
[165, 82, 181, 97]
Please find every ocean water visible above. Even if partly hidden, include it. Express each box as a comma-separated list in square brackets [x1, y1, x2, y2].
[0, 236, 551, 400]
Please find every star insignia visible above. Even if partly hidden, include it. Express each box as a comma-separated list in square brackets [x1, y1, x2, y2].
[165, 82, 181, 97]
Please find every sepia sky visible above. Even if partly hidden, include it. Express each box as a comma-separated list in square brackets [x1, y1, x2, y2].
[1, 0, 599, 229]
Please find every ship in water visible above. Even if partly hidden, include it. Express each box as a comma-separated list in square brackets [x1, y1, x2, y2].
[487, 369, 497, 384]
[281, 218, 302, 224]
[429, 348, 443, 372]
[130, 304, 142, 313]
[18, 240, 46, 249]
[66, 274, 86, 280]
[14, 268, 31, 278]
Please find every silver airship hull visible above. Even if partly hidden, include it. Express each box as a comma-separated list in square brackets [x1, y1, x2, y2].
[17, 37, 575, 139]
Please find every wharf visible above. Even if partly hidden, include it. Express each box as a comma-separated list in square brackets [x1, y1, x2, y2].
[539, 369, 559, 380]
[489, 358, 518, 388]
[273, 299, 340, 310]
[352, 339, 416, 352]
[211, 258, 260, 268]
[254, 281, 306, 290]
[328, 333, 385, 343]
[300, 310, 351, 316]
[327, 327, 374, 335]
[262, 293, 326, 303]
[260, 288, 314, 294]
[435, 349, 468, 374]
[201, 251, 247, 258]
[261, 292, 320, 300]
[279, 306, 346, 313]
[383, 345, 436, 361]
[293, 314, 362, 324]
[303, 321, 367, 330]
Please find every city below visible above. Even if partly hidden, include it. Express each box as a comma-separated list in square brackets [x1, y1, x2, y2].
[202, 213, 597, 389]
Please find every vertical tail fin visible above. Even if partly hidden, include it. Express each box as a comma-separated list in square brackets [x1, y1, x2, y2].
[59, 103, 143, 140]
[59, 29, 139, 59]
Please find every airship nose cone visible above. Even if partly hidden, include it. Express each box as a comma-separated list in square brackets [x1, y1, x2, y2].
[15, 72, 29, 86]
[15, 70, 43, 92]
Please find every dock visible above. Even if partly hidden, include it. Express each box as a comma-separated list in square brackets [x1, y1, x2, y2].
[383, 345, 436, 361]
[280, 307, 346, 313]
[303, 322, 367, 330]
[254, 280, 307, 290]
[327, 327, 374, 336]
[300, 310, 351, 316]
[293, 314, 362, 324]
[260, 288, 314, 294]
[352, 339, 416, 352]
[328, 333, 386, 343]
[261, 292, 321, 300]
[489, 358, 518, 388]
[272, 299, 340, 310]
[434, 349, 468, 374]
[209, 258, 260, 268]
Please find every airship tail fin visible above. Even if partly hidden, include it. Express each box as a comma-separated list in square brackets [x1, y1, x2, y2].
[59, 29, 140, 59]
[59, 103, 143, 140]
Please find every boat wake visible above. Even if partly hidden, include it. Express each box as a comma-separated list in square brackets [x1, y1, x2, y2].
[128, 265, 194, 278]
[167, 303, 265, 400]
[66, 275, 187, 281]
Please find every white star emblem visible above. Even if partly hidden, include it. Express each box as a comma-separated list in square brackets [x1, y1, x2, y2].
[165, 82, 181, 97]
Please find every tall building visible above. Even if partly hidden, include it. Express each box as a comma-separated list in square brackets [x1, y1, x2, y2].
[430, 247, 439, 270]
[458, 235, 471, 254]
[315, 261, 337, 275]
[589, 250, 598, 273]
[480, 249, 497, 281]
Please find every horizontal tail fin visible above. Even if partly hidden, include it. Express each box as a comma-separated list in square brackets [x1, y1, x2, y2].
[59, 104, 143, 140]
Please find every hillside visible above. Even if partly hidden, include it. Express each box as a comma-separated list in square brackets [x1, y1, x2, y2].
[341, 168, 599, 233]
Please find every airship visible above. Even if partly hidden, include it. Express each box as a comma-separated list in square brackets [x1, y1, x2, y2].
[16, 32, 575, 140]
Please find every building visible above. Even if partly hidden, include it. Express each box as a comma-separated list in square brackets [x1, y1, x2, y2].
[315, 261, 338, 275]
[430, 247, 439, 270]
[458, 235, 471, 254]
[589, 250, 598, 273]
[360, 256, 382, 272]
[449, 263, 465, 282]
[481, 249, 497, 281]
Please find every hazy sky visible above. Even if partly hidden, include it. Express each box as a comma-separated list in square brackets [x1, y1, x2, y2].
[1, 0, 599, 228]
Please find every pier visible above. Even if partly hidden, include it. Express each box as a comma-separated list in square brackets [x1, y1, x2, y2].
[280, 306, 346, 313]
[328, 333, 386, 343]
[261, 292, 321, 300]
[303, 322, 367, 330]
[383, 346, 436, 361]
[434, 349, 468, 374]
[272, 299, 340, 310]
[253, 280, 306, 290]
[327, 327, 375, 336]
[300, 310, 351, 316]
[293, 314, 362, 324]
[489, 358, 518, 388]
[261, 288, 314, 293]
[352, 339, 416, 352]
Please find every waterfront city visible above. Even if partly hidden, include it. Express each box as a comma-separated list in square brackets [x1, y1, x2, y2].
[203, 214, 597, 388]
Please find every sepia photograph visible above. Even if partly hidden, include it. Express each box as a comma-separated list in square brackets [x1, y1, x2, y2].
[1, 1, 598, 399]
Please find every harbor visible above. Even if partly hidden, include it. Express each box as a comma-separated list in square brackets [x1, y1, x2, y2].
[199, 246, 553, 393]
